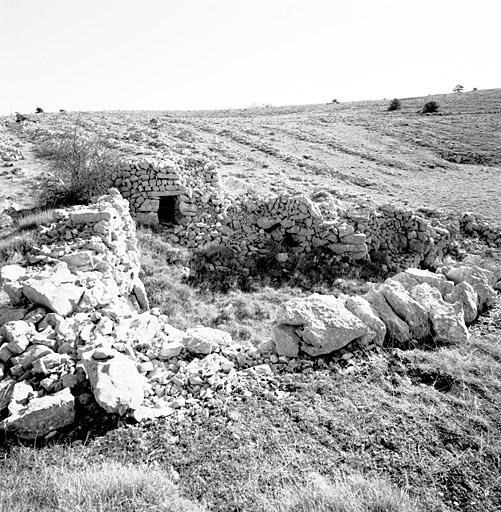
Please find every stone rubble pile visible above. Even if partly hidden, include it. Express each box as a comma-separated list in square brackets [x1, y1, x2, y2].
[272, 264, 499, 357]
[0, 191, 285, 439]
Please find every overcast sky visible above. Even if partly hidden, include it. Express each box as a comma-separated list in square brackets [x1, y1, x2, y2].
[1, 0, 499, 114]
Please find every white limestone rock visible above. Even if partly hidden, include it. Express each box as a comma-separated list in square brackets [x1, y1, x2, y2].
[365, 289, 411, 345]
[82, 349, 145, 415]
[380, 281, 430, 340]
[0, 388, 75, 440]
[444, 281, 479, 324]
[114, 312, 161, 345]
[411, 283, 469, 344]
[441, 265, 497, 309]
[345, 296, 387, 346]
[23, 277, 84, 317]
[275, 294, 369, 356]
[403, 268, 454, 297]
[183, 327, 233, 355]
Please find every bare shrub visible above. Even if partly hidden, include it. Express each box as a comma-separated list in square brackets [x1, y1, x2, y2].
[421, 101, 439, 114]
[387, 98, 402, 111]
[34, 124, 117, 207]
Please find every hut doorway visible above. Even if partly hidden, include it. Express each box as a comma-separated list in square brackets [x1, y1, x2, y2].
[158, 195, 180, 225]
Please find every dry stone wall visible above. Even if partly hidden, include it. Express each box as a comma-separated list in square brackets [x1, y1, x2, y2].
[108, 155, 499, 268]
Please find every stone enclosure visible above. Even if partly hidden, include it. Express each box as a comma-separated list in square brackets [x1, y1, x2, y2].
[0, 190, 500, 439]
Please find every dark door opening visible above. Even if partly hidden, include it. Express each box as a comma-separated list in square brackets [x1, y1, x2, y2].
[158, 196, 180, 225]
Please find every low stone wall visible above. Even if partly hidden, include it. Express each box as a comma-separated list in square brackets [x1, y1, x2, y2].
[460, 212, 501, 247]
[106, 156, 498, 268]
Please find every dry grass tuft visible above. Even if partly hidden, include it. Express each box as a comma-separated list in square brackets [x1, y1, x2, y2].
[0, 446, 205, 512]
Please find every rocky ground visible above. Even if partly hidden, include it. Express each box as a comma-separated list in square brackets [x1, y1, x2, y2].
[2, 88, 501, 225]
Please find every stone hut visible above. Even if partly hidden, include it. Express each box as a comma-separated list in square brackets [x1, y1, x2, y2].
[109, 155, 220, 227]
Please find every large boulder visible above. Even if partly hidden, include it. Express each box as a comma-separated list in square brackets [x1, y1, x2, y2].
[444, 281, 479, 324]
[379, 281, 430, 340]
[23, 278, 84, 317]
[345, 296, 387, 346]
[441, 265, 497, 310]
[411, 284, 469, 344]
[403, 268, 454, 297]
[274, 294, 369, 356]
[82, 349, 145, 415]
[365, 289, 411, 345]
[0, 388, 75, 439]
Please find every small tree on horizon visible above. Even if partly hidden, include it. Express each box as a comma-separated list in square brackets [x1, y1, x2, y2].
[453, 84, 464, 93]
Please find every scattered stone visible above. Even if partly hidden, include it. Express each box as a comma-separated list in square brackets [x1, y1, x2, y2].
[82, 350, 145, 415]
[0, 388, 75, 440]
[183, 327, 233, 355]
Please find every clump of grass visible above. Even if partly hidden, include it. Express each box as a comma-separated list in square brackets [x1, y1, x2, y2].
[14, 209, 54, 232]
[0, 231, 37, 267]
[0, 445, 204, 512]
[33, 123, 117, 208]
[0, 209, 54, 267]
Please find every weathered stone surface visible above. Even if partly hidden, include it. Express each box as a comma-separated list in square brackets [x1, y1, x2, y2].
[442, 265, 497, 309]
[444, 264, 496, 287]
[380, 281, 430, 340]
[345, 296, 387, 346]
[404, 268, 454, 297]
[82, 350, 145, 415]
[444, 281, 479, 324]
[411, 284, 469, 344]
[271, 324, 300, 357]
[0, 388, 75, 440]
[275, 294, 369, 356]
[0, 306, 27, 327]
[23, 278, 84, 317]
[389, 273, 420, 291]
[365, 289, 411, 345]
[7, 381, 35, 415]
[0, 264, 27, 283]
[183, 327, 233, 355]
[158, 340, 184, 359]
[3, 281, 25, 306]
[32, 353, 70, 375]
[114, 312, 161, 344]
[133, 277, 150, 311]
[10, 344, 53, 368]
[131, 404, 174, 422]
